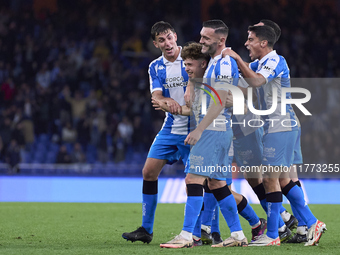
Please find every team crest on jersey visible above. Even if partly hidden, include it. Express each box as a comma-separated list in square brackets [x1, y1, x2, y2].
[263, 147, 276, 158]
[190, 155, 204, 169]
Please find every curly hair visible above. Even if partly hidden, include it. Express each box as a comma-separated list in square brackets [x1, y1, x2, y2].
[181, 42, 210, 62]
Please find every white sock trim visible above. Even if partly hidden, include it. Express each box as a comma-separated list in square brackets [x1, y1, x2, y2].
[297, 226, 308, 235]
[193, 235, 200, 240]
[180, 230, 192, 240]
[231, 230, 245, 240]
[280, 211, 291, 222]
[278, 224, 286, 232]
[201, 224, 211, 234]
[251, 220, 261, 229]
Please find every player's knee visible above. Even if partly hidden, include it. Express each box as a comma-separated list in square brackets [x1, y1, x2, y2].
[184, 174, 192, 184]
[142, 167, 159, 181]
[246, 177, 262, 188]
[262, 177, 271, 188]
[208, 179, 225, 190]
[279, 177, 290, 188]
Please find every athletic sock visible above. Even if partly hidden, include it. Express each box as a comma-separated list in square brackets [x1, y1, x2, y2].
[282, 181, 317, 228]
[292, 180, 307, 226]
[252, 183, 267, 211]
[201, 182, 218, 226]
[231, 230, 246, 241]
[182, 184, 204, 234]
[237, 195, 260, 227]
[211, 205, 220, 234]
[180, 230, 192, 240]
[142, 180, 158, 234]
[193, 205, 203, 238]
[280, 206, 288, 215]
[266, 191, 282, 239]
[297, 225, 308, 235]
[280, 210, 291, 222]
[253, 183, 285, 229]
[278, 224, 286, 232]
[212, 185, 242, 233]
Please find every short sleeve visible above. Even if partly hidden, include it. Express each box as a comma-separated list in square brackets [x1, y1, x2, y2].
[148, 63, 163, 93]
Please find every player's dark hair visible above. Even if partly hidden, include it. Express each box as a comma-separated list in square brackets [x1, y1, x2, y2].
[248, 25, 276, 48]
[151, 21, 175, 40]
[260, 19, 281, 42]
[181, 42, 210, 62]
[202, 20, 229, 37]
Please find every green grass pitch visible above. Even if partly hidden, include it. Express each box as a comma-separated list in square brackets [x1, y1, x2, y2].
[0, 203, 339, 254]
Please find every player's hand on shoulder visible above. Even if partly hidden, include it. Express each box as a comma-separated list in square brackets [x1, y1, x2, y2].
[221, 48, 239, 61]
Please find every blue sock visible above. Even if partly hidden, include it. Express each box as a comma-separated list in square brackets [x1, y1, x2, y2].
[183, 184, 204, 233]
[141, 180, 158, 234]
[292, 181, 307, 226]
[201, 192, 217, 226]
[213, 185, 242, 233]
[253, 183, 267, 213]
[291, 203, 306, 226]
[211, 205, 220, 233]
[266, 192, 282, 239]
[261, 197, 285, 229]
[260, 198, 268, 212]
[283, 182, 316, 228]
[278, 214, 286, 229]
[238, 196, 260, 226]
[280, 205, 287, 214]
[193, 207, 203, 238]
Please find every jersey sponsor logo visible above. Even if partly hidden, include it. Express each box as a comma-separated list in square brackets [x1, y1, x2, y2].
[163, 76, 187, 89]
[270, 58, 277, 62]
[221, 60, 230, 66]
[216, 75, 233, 83]
[262, 66, 275, 75]
[158, 65, 165, 70]
[238, 150, 254, 160]
[263, 66, 273, 71]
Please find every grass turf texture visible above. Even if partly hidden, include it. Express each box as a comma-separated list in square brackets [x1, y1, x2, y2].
[0, 203, 339, 254]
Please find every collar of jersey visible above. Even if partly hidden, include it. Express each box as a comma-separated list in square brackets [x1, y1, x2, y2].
[162, 46, 183, 64]
[258, 50, 277, 65]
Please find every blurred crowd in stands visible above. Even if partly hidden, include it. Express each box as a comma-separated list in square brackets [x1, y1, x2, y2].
[0, 0, 339, 170]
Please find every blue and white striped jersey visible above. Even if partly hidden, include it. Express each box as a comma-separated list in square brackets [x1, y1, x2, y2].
[249, 50, 299, 133]
[149, 48, 190, 135]
[195, 53, 239, 131]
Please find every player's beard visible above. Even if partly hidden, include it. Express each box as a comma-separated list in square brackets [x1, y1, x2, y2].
[202, 42, 218, 56]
